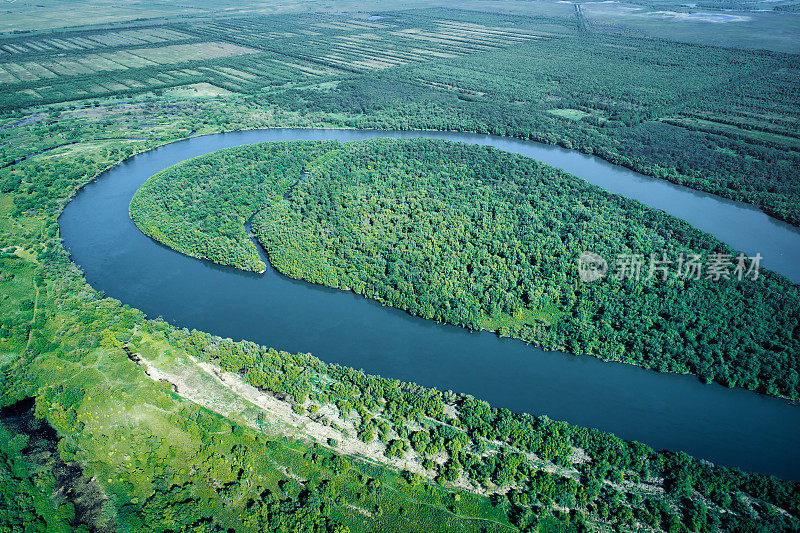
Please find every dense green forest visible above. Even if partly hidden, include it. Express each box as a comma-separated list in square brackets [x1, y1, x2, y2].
[130, 138, 800, 400]
[130, 141, 340, 272]
[0, 417, 75, 532]
[2, 5, 800, 532]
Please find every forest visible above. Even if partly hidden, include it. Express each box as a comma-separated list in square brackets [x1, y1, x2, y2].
[1, 10, 797, 225]
[263, 30, 800, 226]
[1, 5, 800, 532]
[0, 93, 796, 532]
[130, 138, 800, 400]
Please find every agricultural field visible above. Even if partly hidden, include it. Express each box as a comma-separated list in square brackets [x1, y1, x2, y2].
[0, 10, 581, 111]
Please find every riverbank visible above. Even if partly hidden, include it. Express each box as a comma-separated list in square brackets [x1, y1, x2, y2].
[60, 128, 800, 480]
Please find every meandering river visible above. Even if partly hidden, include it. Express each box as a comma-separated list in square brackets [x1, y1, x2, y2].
[59, 129, 800, 480]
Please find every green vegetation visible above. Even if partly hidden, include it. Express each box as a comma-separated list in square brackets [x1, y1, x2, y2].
[263, 19, 800, 226]
[1, 10, 798, 224]
[0, 150, 516, 532]
[130, 141, 339, 272]
[2, 4, 800, 532]
[0, 415, 75, 532]
[3, 186, 799, 531]
[1, 90, 797, 532]
[130, 138, 800, 400]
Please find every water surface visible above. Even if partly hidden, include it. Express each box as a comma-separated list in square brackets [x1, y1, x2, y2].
[59, 129, 800, 480]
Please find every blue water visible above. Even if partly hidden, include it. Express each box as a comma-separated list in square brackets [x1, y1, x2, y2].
[59, 129, 800, 480]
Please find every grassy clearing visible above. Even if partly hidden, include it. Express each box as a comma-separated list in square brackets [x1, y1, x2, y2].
[478, 303, 564, 333]
[547, 108, 591, 121]
[160, 82, 234, 98]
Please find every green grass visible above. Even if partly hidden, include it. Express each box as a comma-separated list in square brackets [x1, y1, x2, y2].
[546, 108, 591, 121]
[478, 303, 564, 333]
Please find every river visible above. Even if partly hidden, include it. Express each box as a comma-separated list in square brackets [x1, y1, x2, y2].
[59, 128, 800, 480]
